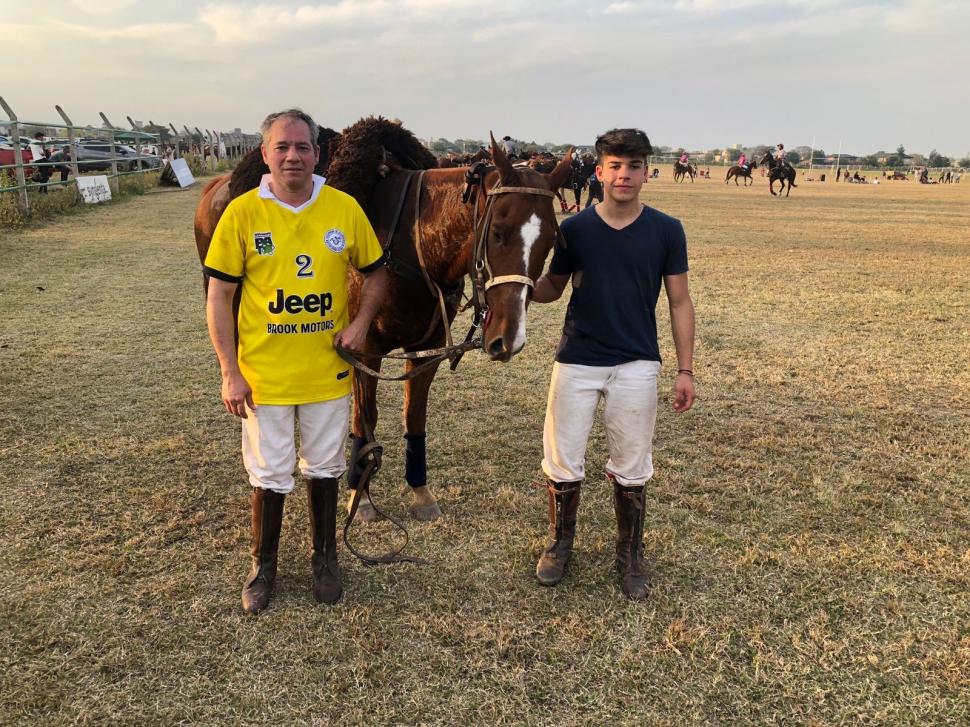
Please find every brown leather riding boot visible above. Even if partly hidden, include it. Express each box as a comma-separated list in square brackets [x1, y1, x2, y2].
[535, 480, 582, 586]
[308, 477, 343, 605]
[613, 480, 649, 600]
[241, 487, 285, 615]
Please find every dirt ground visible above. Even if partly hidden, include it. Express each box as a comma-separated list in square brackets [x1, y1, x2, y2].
[1, 173, 967, 725]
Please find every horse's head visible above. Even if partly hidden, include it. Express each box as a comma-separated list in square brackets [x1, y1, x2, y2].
[759, 151, 774, 167]
[477, 135, 573, 362]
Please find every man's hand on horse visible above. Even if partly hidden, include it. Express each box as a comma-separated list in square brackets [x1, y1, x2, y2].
[221, 370, 255, 419]
[335, 320, 369, 354]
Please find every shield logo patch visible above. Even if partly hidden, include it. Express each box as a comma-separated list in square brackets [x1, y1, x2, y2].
[254, 232, 275, 256]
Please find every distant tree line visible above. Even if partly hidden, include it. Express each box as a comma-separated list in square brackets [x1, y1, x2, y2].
[428, 138, 575, 156]
[425, 137, 968, 168]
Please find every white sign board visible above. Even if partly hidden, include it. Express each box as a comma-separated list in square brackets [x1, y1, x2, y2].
[76, 175, 112, 205]
[169, 158, 196, 188]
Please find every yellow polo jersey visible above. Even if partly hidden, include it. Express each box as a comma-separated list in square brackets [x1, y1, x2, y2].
[204, 177, 384, 405]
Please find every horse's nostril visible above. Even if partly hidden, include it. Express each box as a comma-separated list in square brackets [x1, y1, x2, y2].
[487, 338, 506, 358]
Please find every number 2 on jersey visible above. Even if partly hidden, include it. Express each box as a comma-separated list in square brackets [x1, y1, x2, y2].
[296, 254, 314, 278]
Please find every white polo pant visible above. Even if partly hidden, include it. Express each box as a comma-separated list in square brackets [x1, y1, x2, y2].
[241, 395, 350, 494]
[542, 360, 661, 486]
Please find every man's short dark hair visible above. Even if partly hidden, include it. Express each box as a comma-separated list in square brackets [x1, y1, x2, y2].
[259, 108, 319, 148]
[34, 132, 45, 140]
[594, 128, 652, 163]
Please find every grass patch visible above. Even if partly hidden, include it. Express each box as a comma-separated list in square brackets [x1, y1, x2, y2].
[0, 170, 163, 228]
[0, 175, 967, 725]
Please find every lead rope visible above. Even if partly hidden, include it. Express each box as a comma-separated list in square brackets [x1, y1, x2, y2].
[342, 366, 430, 566]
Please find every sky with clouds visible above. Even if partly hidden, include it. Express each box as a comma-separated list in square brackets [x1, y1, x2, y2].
[4, 0, 968, 156]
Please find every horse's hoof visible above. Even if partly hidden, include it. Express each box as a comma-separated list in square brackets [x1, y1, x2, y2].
[351, 501, 383, 523]
[410, 502, 443, 521]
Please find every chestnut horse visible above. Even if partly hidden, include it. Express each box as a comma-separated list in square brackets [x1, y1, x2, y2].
[725, 159, 758, 186]
[194, 118, 572, 524]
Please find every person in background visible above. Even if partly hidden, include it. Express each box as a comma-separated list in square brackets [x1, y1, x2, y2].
[48, 145, 71, 183]
[501, 135, 519, 160]
[28, 132, 52, 192]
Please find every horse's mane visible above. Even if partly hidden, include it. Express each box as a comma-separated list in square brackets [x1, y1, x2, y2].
[325, 116, 438, 209]
[227, 126, 340, 199]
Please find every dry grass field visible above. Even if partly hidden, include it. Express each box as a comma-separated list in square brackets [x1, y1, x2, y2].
[1, 173, 967, 726]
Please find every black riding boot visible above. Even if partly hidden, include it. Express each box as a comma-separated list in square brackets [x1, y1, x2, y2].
[308, 477, 343, 605]
[241, 487, 286, 615]
[535, 480, 582, 586]
[613, 480, 649, 600]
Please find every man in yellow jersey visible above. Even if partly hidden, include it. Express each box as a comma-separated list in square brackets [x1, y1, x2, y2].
[205, 109, 388, 613]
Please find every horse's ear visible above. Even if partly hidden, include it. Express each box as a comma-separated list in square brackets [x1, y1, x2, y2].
[547, 147, 574, 191]
[490, 132, 516, 182]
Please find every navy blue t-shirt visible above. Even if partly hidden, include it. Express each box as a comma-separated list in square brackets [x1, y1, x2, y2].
[549, 205, 688, 365]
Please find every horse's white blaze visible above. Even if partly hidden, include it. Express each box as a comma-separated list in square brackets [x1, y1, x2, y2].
[519, 213, 542, 273]
[511, 213, 542, 352]
[512, 286, 528, 353]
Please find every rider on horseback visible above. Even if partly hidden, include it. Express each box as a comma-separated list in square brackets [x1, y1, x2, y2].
[774, 143, 792, 172]
[679, 151, 689, 165]
[737, 152, 747, 171]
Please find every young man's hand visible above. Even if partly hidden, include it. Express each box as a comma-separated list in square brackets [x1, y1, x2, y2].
[673, 372, 695, 413]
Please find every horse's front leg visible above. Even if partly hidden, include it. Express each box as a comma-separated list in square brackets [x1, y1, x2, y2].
[556, 190, 568, 213]
[402, 355, 445, 521]
[347, 354, 383, 522]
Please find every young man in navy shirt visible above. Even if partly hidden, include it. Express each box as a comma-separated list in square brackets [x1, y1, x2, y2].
[531, 128, 696, 599]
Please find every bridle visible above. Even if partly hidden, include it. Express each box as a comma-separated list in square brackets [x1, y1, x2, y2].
[463, 161, 563, 335]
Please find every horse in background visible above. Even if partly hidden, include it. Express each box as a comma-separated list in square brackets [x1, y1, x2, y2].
[673, 160, 696, 183]
[725, 159, 758, 186]
[759, 152, 797, 196]
[516, 151, 572, 212]
[437, 147, 491, 168]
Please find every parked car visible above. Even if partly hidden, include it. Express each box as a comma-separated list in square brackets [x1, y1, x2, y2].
[0, 142, 35, 177]
[74, 140, 161, 171]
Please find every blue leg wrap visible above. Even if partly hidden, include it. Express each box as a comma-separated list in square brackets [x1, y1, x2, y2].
[404, 433, 427, 488]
